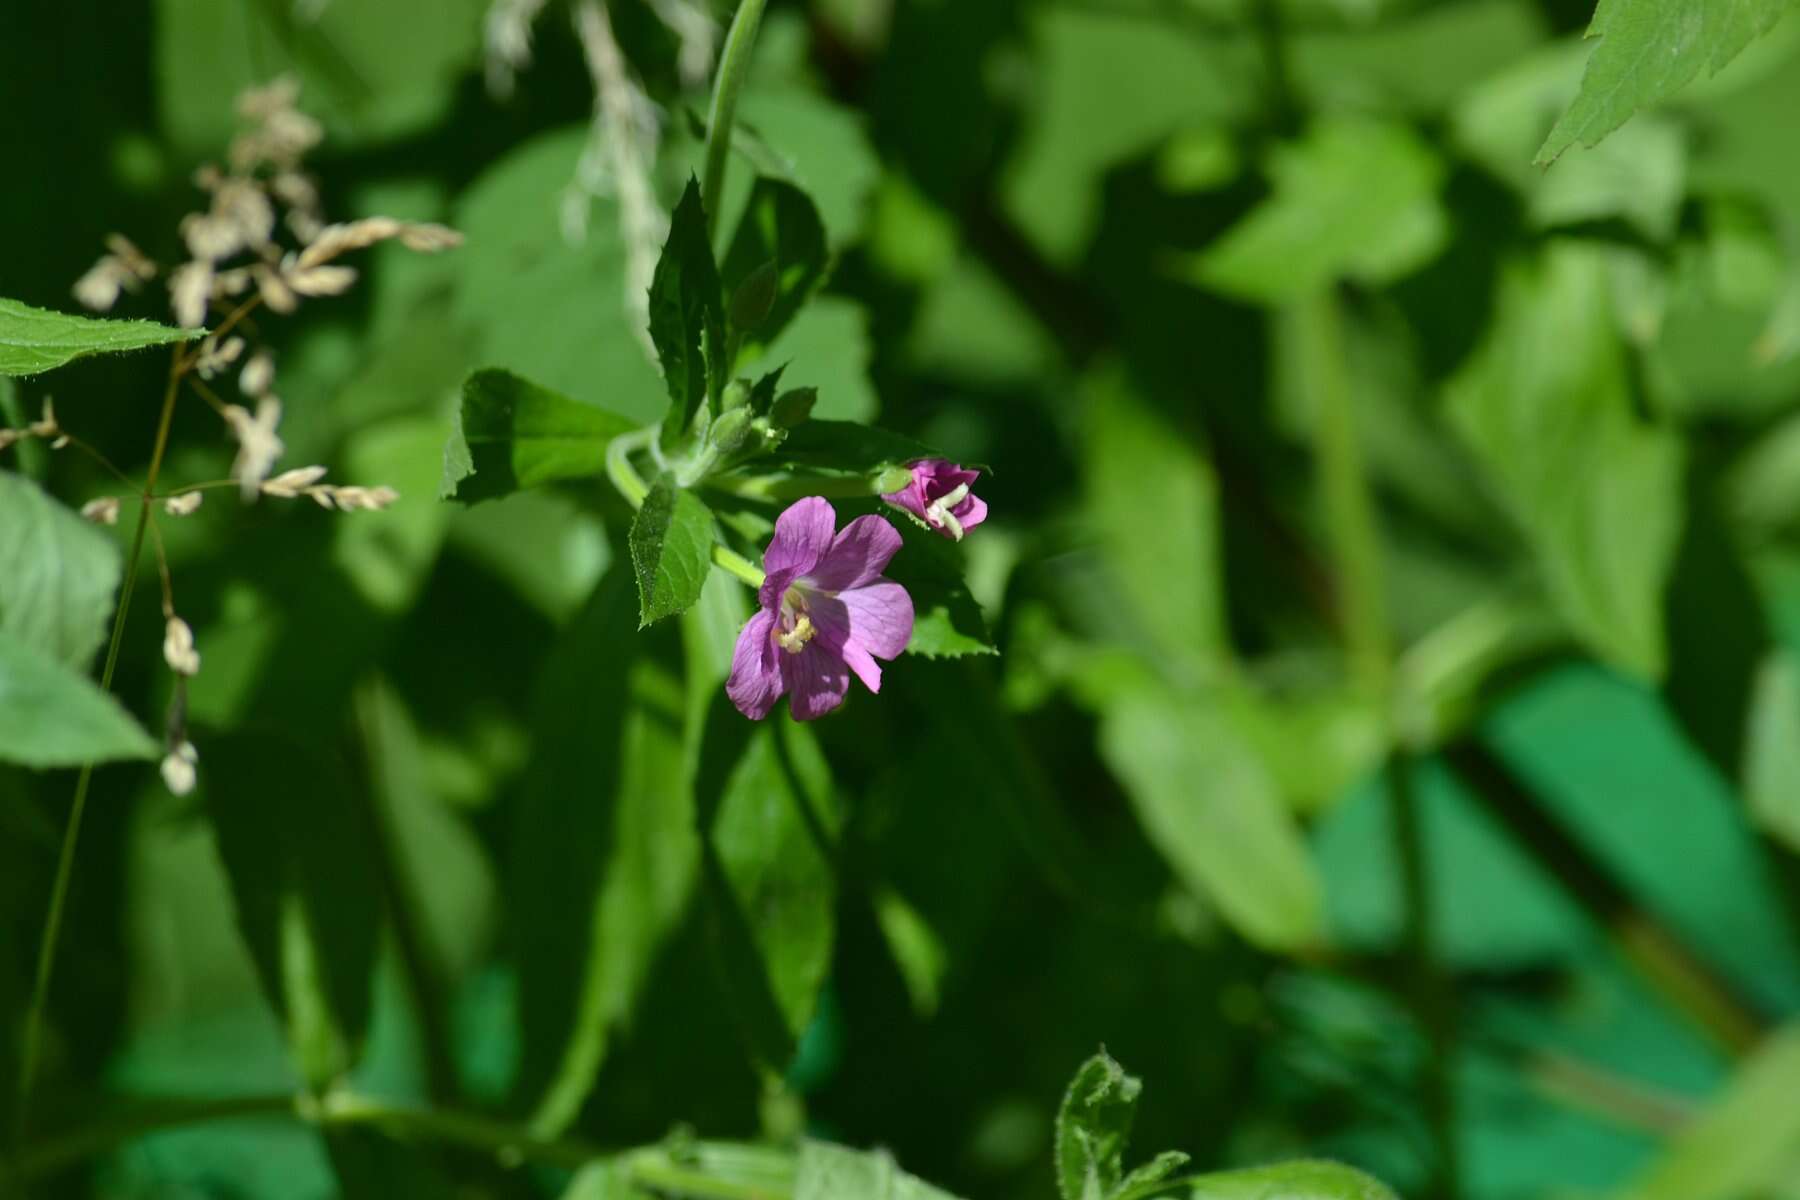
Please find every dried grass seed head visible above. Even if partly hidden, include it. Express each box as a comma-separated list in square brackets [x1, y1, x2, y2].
[163, 617, 201, 677]
[161, 740, 199, 796]
[261, 465, 329, 497]
[80, 496, 121, 526]
[225, 396, 285, 496]
[163, 491, 204, 517]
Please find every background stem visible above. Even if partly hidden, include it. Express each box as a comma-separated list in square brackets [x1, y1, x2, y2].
[700, 0, 769, 240]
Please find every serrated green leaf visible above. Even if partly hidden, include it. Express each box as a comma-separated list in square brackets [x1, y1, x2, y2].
[0, 296, 196, 377]
[202, 732, 382, 1090]
[759, 297, 879, 422]
[1537, 0, 1798, 165]
[1099, 689, 1323, 952]
[884, 520, 996, 659]
[441, 368, 637, 503]
[630, 480, 715, 627]
[722, 177, 828, 357]
[651, 180, 727, 449]
[1055, 1051, 1143, 1200]
[1624, 1023, 1800, 1200]
[795, 1140, 967, 1200]
[0, 630, 158, 767]
[0, 469, 122, 668]
[1446, 244, 1684, 679]
[1179, 1159, 1401, 1199]
[771, 420, 940, 475]
[1116, 1151, 1192, 1199]
[1187, 119, 1447, 303]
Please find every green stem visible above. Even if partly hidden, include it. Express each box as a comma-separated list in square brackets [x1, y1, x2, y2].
[713, 544, 766, 589]
[700, 0, 770, 240]
[15, 350, 185, 1146]
[704, 471, 879, 503]
[606, 426, 657, 508]
[1298, 290, 1389, 700]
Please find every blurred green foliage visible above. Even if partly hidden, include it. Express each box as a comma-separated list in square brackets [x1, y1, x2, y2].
[7, 0, 1800, 1198]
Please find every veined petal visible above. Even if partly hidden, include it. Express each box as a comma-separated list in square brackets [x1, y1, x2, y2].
[809, 514, 903, 592]
[781, 642, 851, 721]
[762, 496, 836, 579]
[726, 610, 784, 720]
[956, 493, 988, 532]
[811, 579, 913, 673]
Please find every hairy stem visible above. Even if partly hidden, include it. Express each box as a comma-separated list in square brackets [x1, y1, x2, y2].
[605, 426, 657, 507]
[711, 543, 766, 588]
[700, 0, 769, 240]
[15, 349, 186, 1144]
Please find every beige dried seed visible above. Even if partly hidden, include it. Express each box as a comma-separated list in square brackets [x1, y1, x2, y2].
[80, 496, 121, 526]
[240, 349, 275, 397]
[161, 741, 199, 796]
[170, 262, 213, 327]
[284, 262, 357, 297]
[225, 396, 285, 496]
[252, 264, 297, 314]
[73, 258, 127, 312]
[163, 492, 204, 517]
[163, 617, 201, 677]
[261, 465, 329, 497]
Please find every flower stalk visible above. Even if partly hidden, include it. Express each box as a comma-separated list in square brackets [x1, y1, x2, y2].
[700, 0, 769, 239]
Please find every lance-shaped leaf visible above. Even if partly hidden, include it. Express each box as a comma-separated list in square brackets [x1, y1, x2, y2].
[0, 296, 197, 376]
[722, 177, 828, 354]
[441, 368, 636, 503]
[1056, 1051, 1144, 1200]
[1537, 0, 1799, 165]
[651, 179, 727, 449]
[1180, 1160, 1400, 1199]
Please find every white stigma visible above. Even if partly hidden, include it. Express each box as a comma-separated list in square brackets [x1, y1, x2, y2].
[926, 482, 970, 541]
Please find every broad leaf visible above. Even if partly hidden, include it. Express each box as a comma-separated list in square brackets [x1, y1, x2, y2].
[651, 179, 727, 449]
[0, 630, 157, 767]
[1055, 1051, 1143, 1200]
[1625, 1023, 1800, 1200]
[722, 177, 828, 355]
[0, 469, 122, 668]
[769, 420, 941, 475]
[1446, 244, 1685, 679]
[1537, 0, 1798, 165]
[202, 732, 382, 1090]
[630, 479, 715, 628]
[760, 296, 879, 422]
[1082, 368, 1226, 676]
[1180, 1160, 1401, 1199]
[511, 571, 700, 1136]
[795, 1140, 967, 1200]
[441, 368, 636, 503]
[1187, 119, 1447, 303]
[1099, 689, 1323, 952]
[705, 718, 839, 1061]
[0, 296, 196, 376]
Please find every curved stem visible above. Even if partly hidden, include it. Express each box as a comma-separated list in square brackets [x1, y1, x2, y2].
[700, 0, 770, 240]
[703, 471, 878, 503]
[15, 349, 187, 1145]
[606, 426, 658, 508]
[712, 544, 766, 589]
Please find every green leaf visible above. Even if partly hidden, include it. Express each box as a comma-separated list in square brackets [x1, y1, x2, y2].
[511, 571, 700, 1136]
[1082, 368, 1227, 674]
[884, 520, 997, 659]
[1536, 0, 1798, 165]
[441, 368, 637, 503]
[0, 296, 196, 377]
[1744, 649, 1800, 853]
[795, 1140, 967, 1200]
[1625, 1022, 1800, 1200]
[1055, 1050, 1143, 1200]
[1446, 244, 1685, 679]
[1179, 1160, 1401, 1199]
[771, 420, 940, 475]
[871, 885, 948, 1017]
[759, 297, 879, 422]
[630, 479, 715, 628]
[0, 630, 158, 767]
[651, 179, 727, 449]
[1098, 689, 1323, 952]
[1187, 119, 1447, 304]
[202, 732, 383, 1090]
[705, 718, 839, 1059]
[722, 177, 829, 355]
[736, 90, 882, 250]
[452, 127, 664, 423]
[0, 469, 122, 668]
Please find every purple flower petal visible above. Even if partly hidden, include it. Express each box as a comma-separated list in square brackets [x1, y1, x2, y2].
[880, 480, 929, 521]
[836, 579, 914, 661]
[956, 493, 988, 532]
[725, 610, 784, 719]
[758, 497, 837, 610]
[808, 514, 903, 592]
[781, 642, 851, 721]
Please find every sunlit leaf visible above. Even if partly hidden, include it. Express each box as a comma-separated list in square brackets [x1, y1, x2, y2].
[442, 368, 637, 503]
[0, 630, 157, 767]
[651, 179, 727, 448]
[0, 469, 122, 668]
[630, 479, 715, 628]
[0, 296, 195, 376]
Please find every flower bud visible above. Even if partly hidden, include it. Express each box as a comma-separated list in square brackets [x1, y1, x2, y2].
[880, 459, 988, 541]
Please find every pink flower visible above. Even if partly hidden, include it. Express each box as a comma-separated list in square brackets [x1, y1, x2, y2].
[881, 459, 987, 540]
[727, 497, 915, 721]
